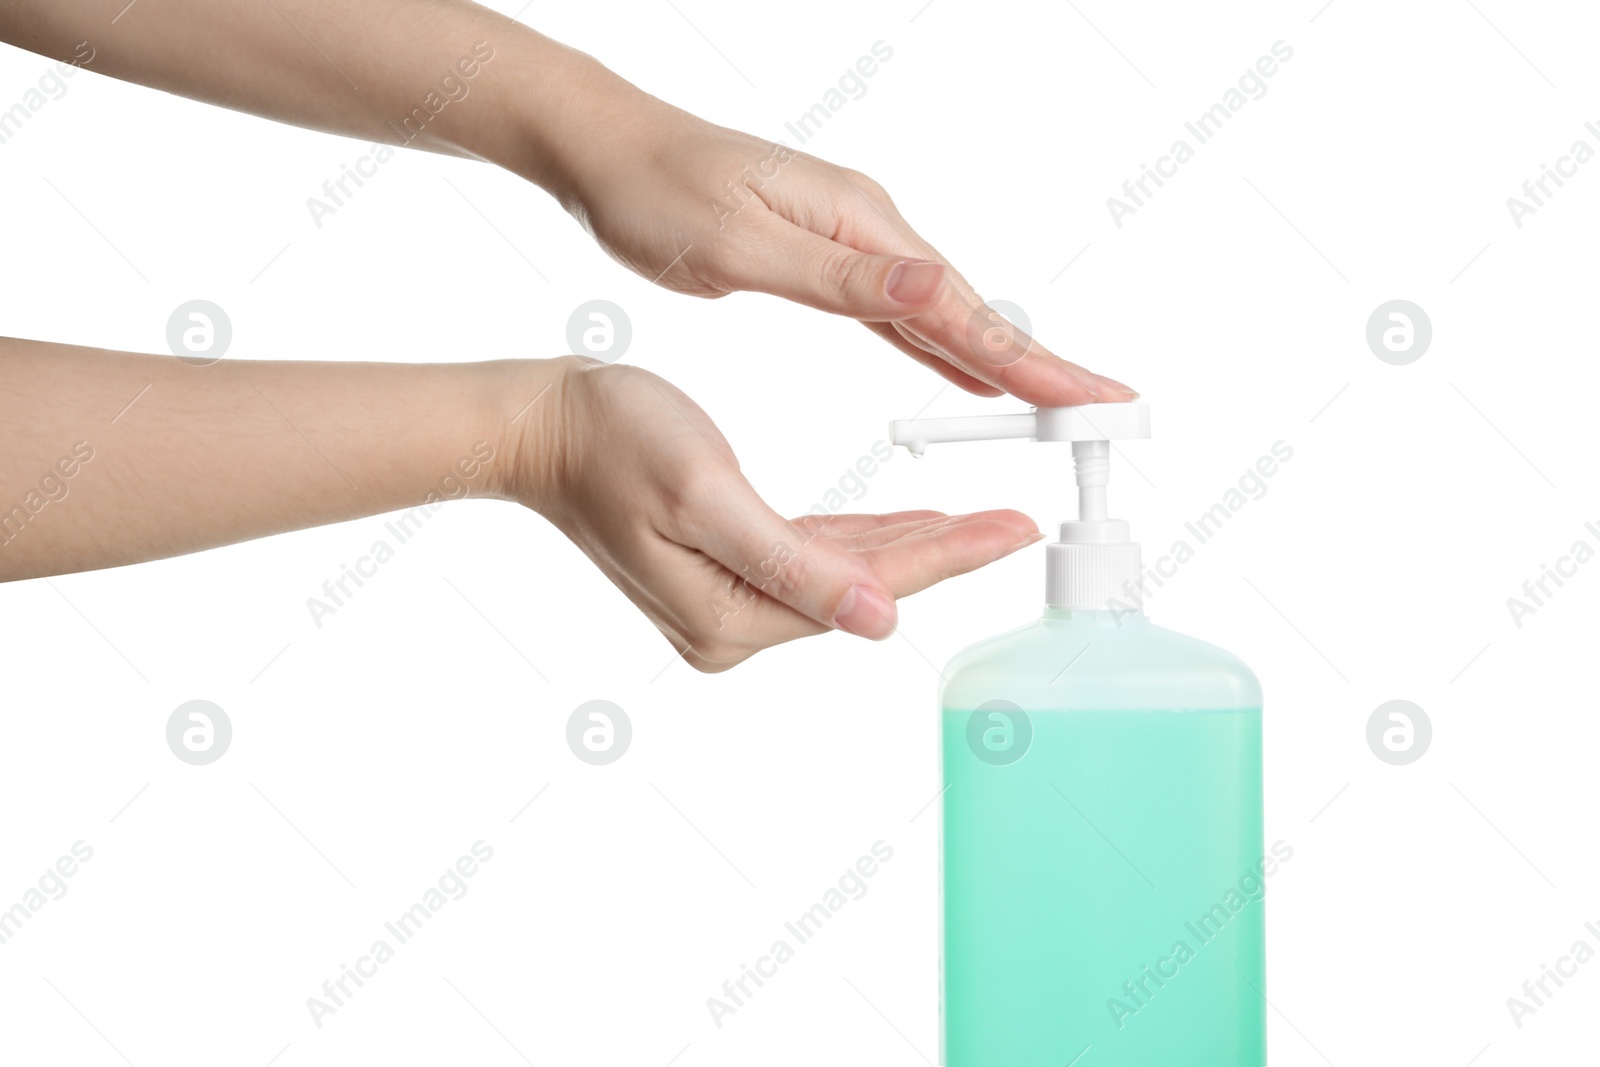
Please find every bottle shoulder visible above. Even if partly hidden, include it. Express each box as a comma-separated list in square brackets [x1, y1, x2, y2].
[940, 615, 1261, 712]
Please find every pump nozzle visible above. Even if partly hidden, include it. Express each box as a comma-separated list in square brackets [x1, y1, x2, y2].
[890, 404, 1149, 455]
[888, 403, 1152, 611]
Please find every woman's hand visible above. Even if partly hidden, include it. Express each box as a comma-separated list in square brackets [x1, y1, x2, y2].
[541, 71, 1138, 409]
[0, 343, 1034, 672]
[0, 3, 1135, 407]
[0, 3, 1134, 406]
[504, 356, 1042, 672]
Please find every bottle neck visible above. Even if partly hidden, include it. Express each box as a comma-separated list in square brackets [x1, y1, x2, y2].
[1045, 539, 1142, 611]
[1042, 605, 1147, 627]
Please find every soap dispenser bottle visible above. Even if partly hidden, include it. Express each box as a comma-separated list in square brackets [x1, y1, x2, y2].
[891, 403, 1267, 1067]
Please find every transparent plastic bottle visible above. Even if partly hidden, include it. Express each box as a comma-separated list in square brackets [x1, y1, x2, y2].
[939, 606, 1265, 1066]
[888, 402, 1269, 1066]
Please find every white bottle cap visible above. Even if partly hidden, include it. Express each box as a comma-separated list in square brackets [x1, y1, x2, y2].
[889, 403, 1150, 610]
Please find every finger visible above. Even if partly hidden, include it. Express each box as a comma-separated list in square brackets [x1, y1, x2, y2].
[820, 509, 1038, 554]
[862, 321, 1003, 397]
[708, 512, 1043, 655]
[800, 513, 967, 552]
[685, 478, 903, 640]
[793, 509, 946, 538]
[855, 513, 1043, 596]
[736, 215, 951, 322]
[767, 171, 1139, 403]
[836, 207, 1141, 406]
[912, 303, 1133, 408]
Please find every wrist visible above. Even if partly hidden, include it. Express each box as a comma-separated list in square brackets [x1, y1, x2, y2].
[480, 357, 573, 514]
[495, 45, 670, 213]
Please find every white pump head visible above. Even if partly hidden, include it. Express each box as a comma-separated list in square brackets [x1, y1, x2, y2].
[889, 403, 1151, 611]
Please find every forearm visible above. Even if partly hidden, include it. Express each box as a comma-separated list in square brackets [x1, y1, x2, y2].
[0, 0, 638, 198]
[0, 337, 555, 581]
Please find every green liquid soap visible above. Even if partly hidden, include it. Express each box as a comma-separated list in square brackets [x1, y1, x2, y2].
[940, 609, 1267, 1066]
[884, 401, 1269, 1065]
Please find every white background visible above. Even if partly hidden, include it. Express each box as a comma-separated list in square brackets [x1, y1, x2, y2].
[2, 0, 1597, 1064]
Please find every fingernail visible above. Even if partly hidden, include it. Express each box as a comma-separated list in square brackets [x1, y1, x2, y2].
[1095, 374, 1139, 399]
[833, 583, 897, 639]
[991, 531, 1045, 563]
[886, 260, 945, 305]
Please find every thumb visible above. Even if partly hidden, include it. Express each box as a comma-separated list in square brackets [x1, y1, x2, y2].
[692, 486, 900, 640]
[748, 221, 946, 321]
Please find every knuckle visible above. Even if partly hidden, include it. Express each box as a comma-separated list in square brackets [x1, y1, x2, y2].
[791, 513, 831, 540]
[660, 451, 739, 517]
[683, 628, 747, 671]
[819, 248, 868, 305]
[748, 537, 808, 600]
[840, 167, 890, 202]
[662, 475, 716, 523]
